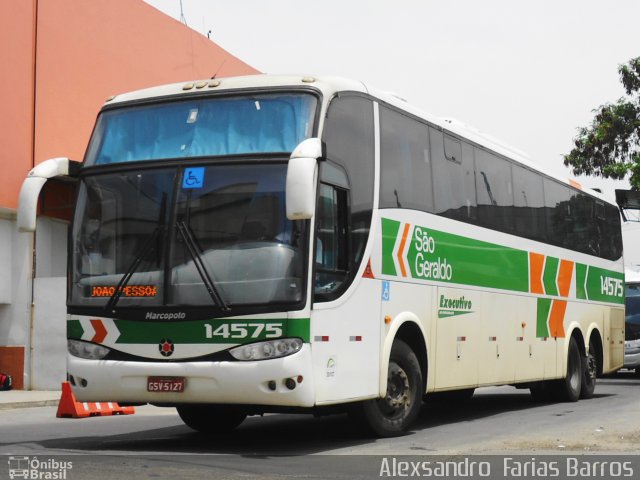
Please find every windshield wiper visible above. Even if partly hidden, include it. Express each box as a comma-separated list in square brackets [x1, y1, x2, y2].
[176, 221, 230, 312]
[105, 227, 161, 313]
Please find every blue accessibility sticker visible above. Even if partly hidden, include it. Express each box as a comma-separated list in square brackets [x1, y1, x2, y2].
[182, 167, 205, 189]
[382, 281, 390, 301]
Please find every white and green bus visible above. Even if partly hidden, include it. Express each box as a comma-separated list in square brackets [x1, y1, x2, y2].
[18, 75, 625, 436]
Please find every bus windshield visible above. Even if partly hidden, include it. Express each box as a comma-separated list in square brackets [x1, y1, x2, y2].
[69, 163, 306, 312]
[84, 93, 317, 165]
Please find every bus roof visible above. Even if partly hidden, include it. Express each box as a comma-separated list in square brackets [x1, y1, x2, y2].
[104, 74, 614, 206]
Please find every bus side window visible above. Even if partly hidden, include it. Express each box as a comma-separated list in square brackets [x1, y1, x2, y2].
[474, 149, 515, 233]
[431, 128, 476, 222]
[319, 94, 374, 301]
[379, 106, 433, 212]
[315, 182, 348, 297]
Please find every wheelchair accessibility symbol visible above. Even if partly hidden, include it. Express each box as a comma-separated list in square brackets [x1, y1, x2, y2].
[382, 281, 390, 301]
[182, 167, 205, 189]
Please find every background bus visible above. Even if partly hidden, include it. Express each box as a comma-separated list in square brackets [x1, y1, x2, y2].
[624, 266, 640, 375]
[18, 75, 625, 437]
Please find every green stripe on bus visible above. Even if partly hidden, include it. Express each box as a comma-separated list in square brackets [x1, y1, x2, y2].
[381, 218, 400, 276]
[67, 320, 84, 340]
[542, 256, 559, 296]
[576, 263, 588, 299]
[68, 318, 311, 344]
[285, 318, 312, 340]
[117, 318, 310, 344]
[381, 218, 623, 305]
[536, 298, 552, 338]
[389, 221, 529, 292]
[583, 266, 625, 304]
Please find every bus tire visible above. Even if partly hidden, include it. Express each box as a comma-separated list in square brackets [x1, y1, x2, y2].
[554, 336, 582, 402]
[580, 339, 597, 399]
[176, 405, 246, 433]
[356, 339, 423, 437]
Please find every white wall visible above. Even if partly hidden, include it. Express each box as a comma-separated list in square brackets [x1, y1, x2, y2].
[32, 217, 68, 390]
[0, 214, 68, 390]
[0, 218, 12, 304]
[32, 276, 67, 389]
[0, 211, 34, 388]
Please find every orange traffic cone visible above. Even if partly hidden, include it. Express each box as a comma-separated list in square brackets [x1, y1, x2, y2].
[56, 382, 135, 418]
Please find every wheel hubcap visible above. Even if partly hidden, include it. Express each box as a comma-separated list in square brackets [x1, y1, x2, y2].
[587, 354, 596, 380]
[381, 361, 411, 417]
[569, 350, 580, 391]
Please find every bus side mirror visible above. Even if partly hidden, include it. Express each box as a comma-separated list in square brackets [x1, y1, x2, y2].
[17, 157, 81, 232]
[286, 138, 322, 220]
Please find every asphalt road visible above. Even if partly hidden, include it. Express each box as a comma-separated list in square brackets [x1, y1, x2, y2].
[1, 371, 638, 479]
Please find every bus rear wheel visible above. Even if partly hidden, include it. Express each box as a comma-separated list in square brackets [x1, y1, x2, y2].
[580, 339, 597, 399]
[554, 336, 582, 402]
[355, 339, 423, 437]
[176, 405, 246, 433]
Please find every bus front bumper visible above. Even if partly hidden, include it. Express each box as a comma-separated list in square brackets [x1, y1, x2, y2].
[67, 344, 315, 407]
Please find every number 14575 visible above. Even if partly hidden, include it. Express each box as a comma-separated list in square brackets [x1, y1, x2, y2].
[204, 322, 283, 340]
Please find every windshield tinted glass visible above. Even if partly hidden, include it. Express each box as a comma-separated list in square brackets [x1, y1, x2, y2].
[70, 164, 306, 312]
[626, 282, 640, 341]
[85, 93, 317, 165]
[70, 169, 174, 308]
[170, 164, 304, 306]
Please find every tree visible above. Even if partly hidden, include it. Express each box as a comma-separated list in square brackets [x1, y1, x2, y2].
[564, 57, 640, 189]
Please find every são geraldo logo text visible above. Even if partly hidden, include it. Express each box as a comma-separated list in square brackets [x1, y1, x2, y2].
[412, 227, 453, 281]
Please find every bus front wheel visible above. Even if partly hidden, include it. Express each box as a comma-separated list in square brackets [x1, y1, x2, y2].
[176, 405, 246, 433]
[355, 339, 423, 437]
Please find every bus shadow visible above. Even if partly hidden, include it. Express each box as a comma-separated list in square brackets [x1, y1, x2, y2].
[35, 387, 618, 455]
[602, 371, 640, 383]
[38, 413, 370, 455]
[414, 388, 615, 430]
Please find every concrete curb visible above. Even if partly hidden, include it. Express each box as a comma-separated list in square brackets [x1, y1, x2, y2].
[0, 399, 60, 410]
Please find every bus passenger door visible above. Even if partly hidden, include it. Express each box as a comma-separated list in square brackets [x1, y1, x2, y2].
[311, 180, 381, 404]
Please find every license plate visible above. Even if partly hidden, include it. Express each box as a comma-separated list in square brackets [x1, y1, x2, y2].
[147, 376, 186, 393]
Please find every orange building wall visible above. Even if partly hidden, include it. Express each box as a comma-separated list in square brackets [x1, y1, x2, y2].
[0, 0, 259, 210]
[0, 0, 37, 211]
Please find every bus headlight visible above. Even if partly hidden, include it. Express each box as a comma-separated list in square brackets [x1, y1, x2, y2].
[229, 338, 303, 361]
[68, 339, 111, 359]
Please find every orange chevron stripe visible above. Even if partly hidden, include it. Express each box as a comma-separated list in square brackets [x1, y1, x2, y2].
[397, 223, 411, 277]
[557, 260, 574, 297]
[90, 319, 107, 344]
[529, 252, 545, 294]
[549, 300, 567, 338]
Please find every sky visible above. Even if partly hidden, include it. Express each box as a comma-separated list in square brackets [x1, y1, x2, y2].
[145, 0, 639, 199]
